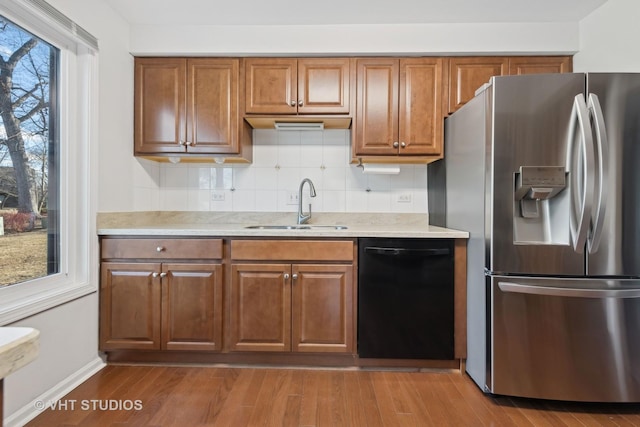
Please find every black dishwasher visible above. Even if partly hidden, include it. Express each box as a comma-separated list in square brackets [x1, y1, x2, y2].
[358, 238, 454, 359]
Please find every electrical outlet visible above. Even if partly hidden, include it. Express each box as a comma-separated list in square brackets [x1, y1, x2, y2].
[397, 193, 412, 203]
[212, 190, 225, 202]
[286, 191, 299, 205]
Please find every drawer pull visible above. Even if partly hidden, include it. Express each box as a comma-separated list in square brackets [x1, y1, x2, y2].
[156, 246, 165, 253]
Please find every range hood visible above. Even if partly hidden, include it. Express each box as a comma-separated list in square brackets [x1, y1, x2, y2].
[244, 116, 352, 130]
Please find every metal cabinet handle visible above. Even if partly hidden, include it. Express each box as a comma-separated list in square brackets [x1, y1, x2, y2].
[284, 273, 290, 280]
[152, 272, 159, 278]
[178, 140, 186, 146]
[156, 246, 165, 252]
[159, 272, 167, 278]
[292, 273, 298, 280]
[393, 141, 399, 148]
[185, 141, 194, 147]
[298, 100, 303, 107]
[400, 142, 406, 148]
[290, 100, 296, 107]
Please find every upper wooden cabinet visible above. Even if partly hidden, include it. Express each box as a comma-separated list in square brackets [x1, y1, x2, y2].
[245, 58, 352, 115]
[448, 57, 509, 114]
[134, 57, 251, 161]
[448, 56, 573, 114]
[354, 57, 446, 159]
[508, 56, 573, 76]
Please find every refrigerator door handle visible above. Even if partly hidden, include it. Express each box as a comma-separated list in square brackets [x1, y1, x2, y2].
[587, 93, 609, 254]
[566, 94, 595, 253]
[498, 281, 640, 299]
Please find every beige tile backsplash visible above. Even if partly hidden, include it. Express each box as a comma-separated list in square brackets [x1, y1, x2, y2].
[133, 129, 429, 214]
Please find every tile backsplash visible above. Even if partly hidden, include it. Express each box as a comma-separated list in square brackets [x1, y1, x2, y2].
[133, 129, 429, 214]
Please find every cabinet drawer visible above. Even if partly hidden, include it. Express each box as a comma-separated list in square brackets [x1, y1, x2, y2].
[231, 240, 354, 262]
[102, 238, 223, 260]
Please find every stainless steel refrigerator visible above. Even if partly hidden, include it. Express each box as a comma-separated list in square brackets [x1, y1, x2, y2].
[428, 73, 640, 402]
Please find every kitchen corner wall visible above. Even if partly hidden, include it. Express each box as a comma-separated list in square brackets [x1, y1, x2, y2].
[133, 129, 429, 214]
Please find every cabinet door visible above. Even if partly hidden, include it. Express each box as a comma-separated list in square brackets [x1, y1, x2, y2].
[245, 58, 297, 114]
[229, 264, 291, 352]
[100, 262, 161, 350]
[398, 58, 445, 156]
[448, 57, 508, 113]
[354, 58, 399, 156]
[508, 56, 573, 75]
[186, 59, 240, 154]
[298, 58, 350, 114]
[134, 58, 186, 154]
[161, 263, 223, 351]
[292, 264, 354, 353]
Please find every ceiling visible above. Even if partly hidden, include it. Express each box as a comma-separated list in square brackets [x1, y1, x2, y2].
[104, 0, 608, 26]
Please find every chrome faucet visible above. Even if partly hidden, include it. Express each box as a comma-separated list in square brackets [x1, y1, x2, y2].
[297, 178, 317, 224]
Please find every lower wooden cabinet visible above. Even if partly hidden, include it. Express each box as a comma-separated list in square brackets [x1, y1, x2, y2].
[99, 237, 355, 357]
[229, 263, 291, 352]
[229, 239, 355, 354]
[292, 264, 353, 353]
[161, 263, 223, 351]
[99, 238, 223, 352]
[229, 263, 353, 353]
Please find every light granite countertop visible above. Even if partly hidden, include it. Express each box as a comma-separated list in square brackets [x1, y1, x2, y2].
[0, 327, 39, 380]
[97, 211, 469, 239]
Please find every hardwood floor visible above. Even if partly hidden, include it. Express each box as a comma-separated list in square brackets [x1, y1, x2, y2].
[26, 365, 640, 426]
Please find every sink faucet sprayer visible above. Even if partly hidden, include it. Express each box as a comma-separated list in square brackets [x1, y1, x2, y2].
[297, 178, 317, 224]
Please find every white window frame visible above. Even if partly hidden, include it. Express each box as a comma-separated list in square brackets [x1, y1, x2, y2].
[0, 0, 98, 325]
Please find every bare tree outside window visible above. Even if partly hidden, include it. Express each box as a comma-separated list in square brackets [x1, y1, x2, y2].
[0, 16, 59, 286]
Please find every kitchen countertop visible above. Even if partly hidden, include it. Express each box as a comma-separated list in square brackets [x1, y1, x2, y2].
[0, 327, 39, 380]
[97, 211, 469, 239]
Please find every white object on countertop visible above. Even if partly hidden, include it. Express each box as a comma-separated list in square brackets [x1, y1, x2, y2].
[361, 164, 401, 174]
[0, 327, 40, 379]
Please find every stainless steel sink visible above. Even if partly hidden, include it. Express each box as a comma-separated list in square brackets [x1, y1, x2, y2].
[244, 225, 348, 230]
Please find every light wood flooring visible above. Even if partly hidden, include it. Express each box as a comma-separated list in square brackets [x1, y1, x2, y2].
[26, 365, 640, 426]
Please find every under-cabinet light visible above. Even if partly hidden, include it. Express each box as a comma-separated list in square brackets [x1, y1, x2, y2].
[274, 122, 324, 131]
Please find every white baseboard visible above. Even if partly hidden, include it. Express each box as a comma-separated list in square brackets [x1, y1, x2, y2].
[5, 356, 106, 427]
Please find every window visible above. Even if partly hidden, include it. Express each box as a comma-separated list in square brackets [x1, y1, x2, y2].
[0, 16, 60, 286]
[0, 0, 98, 324]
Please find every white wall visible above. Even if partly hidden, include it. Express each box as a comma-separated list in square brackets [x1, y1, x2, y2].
[3, 0, 132, 425]
[573, 0, 640, 71]
[129, 22, 579, 56]
[5, 296, 103, 426]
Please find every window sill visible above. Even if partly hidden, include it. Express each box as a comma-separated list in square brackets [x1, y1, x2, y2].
[0, 281, 97, 326]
